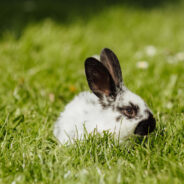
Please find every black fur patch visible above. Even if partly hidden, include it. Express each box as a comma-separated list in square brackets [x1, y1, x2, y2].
[99, 95, 115, 109]
[134, 112, 156, 136]
[116, 115, 122, 122]
[129, 102, 139, 112]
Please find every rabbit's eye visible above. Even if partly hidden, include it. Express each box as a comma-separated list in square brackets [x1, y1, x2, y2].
[122, 107, 137, 118]
[117, 104, 138, 119]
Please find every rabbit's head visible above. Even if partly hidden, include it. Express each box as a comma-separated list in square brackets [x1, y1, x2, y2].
[85, 48, 156, 137]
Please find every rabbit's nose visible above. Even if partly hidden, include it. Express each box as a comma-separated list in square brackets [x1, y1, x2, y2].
[134, 113, 156, 136]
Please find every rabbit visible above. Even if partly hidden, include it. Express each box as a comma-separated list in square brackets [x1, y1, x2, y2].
[54, 48, 156, 144]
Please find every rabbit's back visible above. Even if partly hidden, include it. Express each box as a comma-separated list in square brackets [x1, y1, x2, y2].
[54, 91, 119, 143]
[54, 92, 99, 143]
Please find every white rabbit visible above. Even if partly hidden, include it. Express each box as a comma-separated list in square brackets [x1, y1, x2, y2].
[54, 48, 156, 144]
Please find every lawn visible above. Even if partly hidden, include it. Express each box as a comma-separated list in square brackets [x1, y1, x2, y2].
[0, 1, 184, 183]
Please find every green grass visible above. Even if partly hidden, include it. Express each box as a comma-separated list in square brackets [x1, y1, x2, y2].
[0, 1, 184, 183]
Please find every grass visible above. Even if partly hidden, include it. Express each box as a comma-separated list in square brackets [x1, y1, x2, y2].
[0, 1, 184, 183]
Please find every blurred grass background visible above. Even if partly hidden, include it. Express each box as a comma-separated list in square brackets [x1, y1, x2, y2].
[0, 0, 182, 37]
[0, 0, 184, 183]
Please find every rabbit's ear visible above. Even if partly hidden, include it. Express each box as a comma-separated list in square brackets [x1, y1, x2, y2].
[100, 48, 123, 87]
[85, 57, 116, 98]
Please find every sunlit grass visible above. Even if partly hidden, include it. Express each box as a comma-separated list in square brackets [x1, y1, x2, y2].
[0, 2, 184, 184]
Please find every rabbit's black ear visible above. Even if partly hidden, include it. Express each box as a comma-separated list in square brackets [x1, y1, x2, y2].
[85, 57, 116, 98]
[100, 48, 122, 88]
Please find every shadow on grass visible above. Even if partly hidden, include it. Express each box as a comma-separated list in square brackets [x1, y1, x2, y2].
[0, 0, 181, 38]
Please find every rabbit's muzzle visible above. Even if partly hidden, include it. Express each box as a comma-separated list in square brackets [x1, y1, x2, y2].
[134, 113, 156, 136]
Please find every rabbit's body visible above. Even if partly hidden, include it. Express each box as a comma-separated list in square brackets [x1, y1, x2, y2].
[54, 48, 156, 144]
[54, 91, 120, 143]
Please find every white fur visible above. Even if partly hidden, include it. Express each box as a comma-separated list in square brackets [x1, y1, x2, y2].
[54, 92, 119, 143]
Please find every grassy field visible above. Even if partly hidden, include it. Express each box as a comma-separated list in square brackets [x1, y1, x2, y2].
[0, 1, 184, 183]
